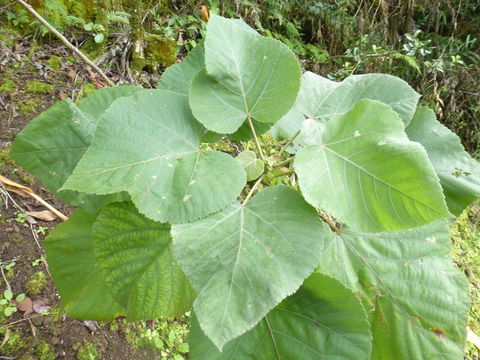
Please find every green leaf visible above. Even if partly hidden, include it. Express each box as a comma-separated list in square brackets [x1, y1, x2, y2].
[317, 221, 469, 360]
[269, 108, 304, 141]
[63, 90, 246, 223]
[4, 306, 16, 317]
[78, 85, 145, 121]
[0, 299, 7, 305]
[10, 86, 142, 212]
[406, 107, 480, 215]
[189, 15, 301, 134]
[172, 185, 332, 350]
[45, 210, 126, 320]
[294, 99, 451, 232]
[92, 202, 194, 320]
[228, 119, 273, 142]
[94, 33, 105, 43]
[15, 294, 25, 302]
[236, 150, 264, 181]
[298, 72, 420, 126]
[158, 41, 205, 96]
[3, 289, 13, 301]
[189, 273, 372, 360]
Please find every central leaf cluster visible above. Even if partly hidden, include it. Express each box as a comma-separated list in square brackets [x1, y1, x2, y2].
[10, 14, 480, 360]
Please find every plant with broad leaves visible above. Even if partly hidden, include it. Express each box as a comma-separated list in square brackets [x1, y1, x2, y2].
[10, 15, 480, 359]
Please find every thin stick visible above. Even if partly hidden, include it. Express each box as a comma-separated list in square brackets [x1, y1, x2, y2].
[15, 0, 115, 87]
[242, 175, 264, 207]
[278, 130, 300, 158]
[247, 115, 265, 161]
[0, 267, 11, 292]
[28, 192, 68, 221]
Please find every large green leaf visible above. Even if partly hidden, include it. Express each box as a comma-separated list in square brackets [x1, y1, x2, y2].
[63, 90, 246, 223]
[317, 221, 470, 360]
[300, 72, 420, 125]
[45, 210, 126, 320]
[157, 41, 205, 96]
[10, 86, 142, 211]
[406, 107, 480, 215]
[172, 185, 332, 350]
[189, 272, 372, 360]
[271, 72, 420, 140]
[92, 202, 194, 320]
[294, 99, 451, 232]
[78, 85, 145, 121]
[189, 15, 301, 134]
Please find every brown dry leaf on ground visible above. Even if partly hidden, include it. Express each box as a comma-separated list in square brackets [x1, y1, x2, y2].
[26, 210, 57, 222]
[32, 298, 51, 314]
[17, 296, 34, 314]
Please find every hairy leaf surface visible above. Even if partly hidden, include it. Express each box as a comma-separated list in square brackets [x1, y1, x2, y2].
[63, 90, 246, 223]
[295, 99, 451, 232]
[189, 15, 301, 134]
[189, 273, 372, 359]
[45, 210, 125, 320]
[406, 107, 480, 215]
[172, 186, 332, 349]
[92, 202, 194, 319]
[317, 221, 469, 360]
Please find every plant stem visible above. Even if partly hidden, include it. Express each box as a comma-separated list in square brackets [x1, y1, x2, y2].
[271, 169, 294, 178]
[242, 175, 264, 207]
[15, 0, 115, 87]
[273, 156, 295, 168]
[247, 114, 265, 161]
[278, 130, 300, 158]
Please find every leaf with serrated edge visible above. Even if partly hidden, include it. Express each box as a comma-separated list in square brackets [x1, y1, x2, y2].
[63, 90, 246, 223]
[294, 99, 451, 232]
[10, 86, 142, 212]
[272, 72, 420, 141]
[189, 15, 301, 134]
[300, 72, 420, 126]
[189, 272, 372, 360]
[45, 210, 126, 320]
[317, 220, 469, 360]
[406, 106, 480, 215]
[92, 202, 194, 320]
[172, 185, 332, 350]
[157, 41, 205, 96]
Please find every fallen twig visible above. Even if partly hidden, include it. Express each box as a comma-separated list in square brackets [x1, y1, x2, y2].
[14, 0, 115, 87]
[0, 175, 68, 221]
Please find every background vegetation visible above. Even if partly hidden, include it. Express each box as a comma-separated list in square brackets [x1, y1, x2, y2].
[0, 0, 479, 359]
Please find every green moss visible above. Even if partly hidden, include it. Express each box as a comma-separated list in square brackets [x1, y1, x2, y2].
[0, 330, 28, 355]
[76, 340, 99, 360]
[19, 99, 38, 115]
[25, 80, 54, 94]
[0, 79, 16, 94]
[144, 34, 177, 71]
[34, 340, 56, 360]
[25, 271, 48, 295]
[47, 55, 62, 70]
[451, 203, 480, 360]
[0, 149, 15, 168]
[80, 38, 106, 61]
